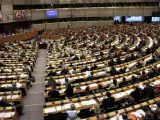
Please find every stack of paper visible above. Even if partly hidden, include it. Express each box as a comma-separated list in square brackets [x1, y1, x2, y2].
[0, 112, 5, 118]
[56, 106, 62, 111]
[16, 83, 22, 88]
[110, 115, 123, 120]
[149, 104, 157, 111]
[89, 83, 98, 88]
[74, 103, 80, 108]
[12, 95, 18, 99]
[44, 108, 56, 113]
[98, 71, 105, 75]
[137, 109, 145, 117]
[131, 111, 142, 118]
[80, 86, 87, 90]
[59, 89, 65, 94]
[125, 89, 134, 95]
[4, 112, 14, 118]
[63, 103, 72, 110]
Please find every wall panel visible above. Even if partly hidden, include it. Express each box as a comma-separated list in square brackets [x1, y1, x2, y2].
[71, 21, 86, 27]
[128, 7, 143, 16]
[32, 24, 45, 29]
[100, 8, 114, 17]
[46, 23, 58, 29]
[32, 0, 44, 4]
[58, 9, 71, 18]
[59, 22, 71, 28]
[13, 0, 25, 5]
[86, 8, 99, 17]
[32, 10, 45, 20]
[85, 21, 99, 27]
[72, 9, 85, 17]
[113, 7, 128, 16]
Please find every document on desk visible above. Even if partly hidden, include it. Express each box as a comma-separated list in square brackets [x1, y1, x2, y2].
[6, 95, 12, 99]
[113, 92, 126, 99]
[131, 111, 142, 118]
[110, 115, 123, 120]
[98, 71, 105, 76]
[0, 112, 5, 118]
[139, 83, 145, 90]
[89, 83, 98, 88]
[125, 89, 134, 95]
[59, 89, 65, 94]
[44, 108, 56, 113]
[137, 109, 145, 117]
[127, 62, 137, 68]
[81, 99, 96, 106]
[80, 86, 87, 90]
[149, 104, 157, 111]
[16, 83, 22, 88]
[4, 112, 13, 118]
[12, 95, 19, 99]
[63, 103, 72, 110]
[74, 103, 80, 108]
[56, 106, 62, 111]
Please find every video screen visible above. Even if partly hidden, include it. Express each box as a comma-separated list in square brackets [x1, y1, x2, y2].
[114, 16, 122, 22]
[46, 10, 58, 19]
[152, 17, 160, 22]
[125, 16, 144, 22]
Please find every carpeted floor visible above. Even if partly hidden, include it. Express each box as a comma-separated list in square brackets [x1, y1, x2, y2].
[19, 49, 47, 120]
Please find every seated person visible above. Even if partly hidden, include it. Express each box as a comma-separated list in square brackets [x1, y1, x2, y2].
[47, 64, 54, 70]
[48, 85, 60, 98]
[48, 70, 57, 76]
[81, 66, 89, 72]
[47, 77, 56, 87]
[72, 55, 79, 60]
[102, 92, 115, 111]
[90, 64, 97, 71]
[65, 84, 74, 98]
[66, 104, 80, 120]
[147, 67, 158, 78]
[140, 71, 148, 81]
[61, 67, 69, 75]
[155, 101, 160, 119]
[130, 87, 141, 103]
[116, 57, 121, 64]
[143, 82, 154, 99]
[107, 79, 119, 90]
[119, 77, 127, 87]
[110, 66, 118, 76]
[0, 97, 24, 115]
[130, 75, 138, 84]
[90, 104, 101, 115]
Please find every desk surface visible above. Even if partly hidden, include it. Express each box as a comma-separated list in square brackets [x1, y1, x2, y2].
[0, 30, 38, 43]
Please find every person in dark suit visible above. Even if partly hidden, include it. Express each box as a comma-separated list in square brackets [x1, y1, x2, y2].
[116, 57, 122, 64]
[147, 67, 158, 78]
[47, 64, 54, 70]
[143, 82, 154, 99]
[90, 64, 97, 71]
[110, 66, 118, 76]
[65, 84, 74, 98]
[48, 70, 57, 76]
[102, 92, 115, 111]
[61, 67, 69, 75]
[48, 85, 60, 98]
[130, 87, 141, 103]
[81, 66, 89, 72]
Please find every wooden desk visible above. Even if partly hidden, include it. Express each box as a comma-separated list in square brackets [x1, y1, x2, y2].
[0, 30, 38, 43]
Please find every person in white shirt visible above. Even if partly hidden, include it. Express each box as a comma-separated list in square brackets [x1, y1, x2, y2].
[66, 104, 80, 120]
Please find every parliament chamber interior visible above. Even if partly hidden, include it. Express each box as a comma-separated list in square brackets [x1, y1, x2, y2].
[0, 0, 160, 120]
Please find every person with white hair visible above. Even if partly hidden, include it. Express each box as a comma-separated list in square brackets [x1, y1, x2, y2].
[66, 104, 80, 120]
